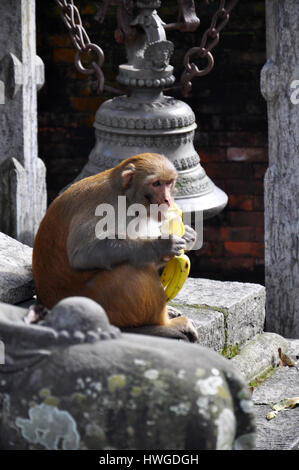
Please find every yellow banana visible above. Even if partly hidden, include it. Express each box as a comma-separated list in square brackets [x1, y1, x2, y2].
[162, 254, 190, 302]
[160, 203, 191, 301]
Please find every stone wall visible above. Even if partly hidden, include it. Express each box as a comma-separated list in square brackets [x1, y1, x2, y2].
[36, 0, 267, 284]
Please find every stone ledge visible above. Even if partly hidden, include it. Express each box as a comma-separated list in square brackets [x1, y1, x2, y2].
[0, 232, 34, 304]
[169, 304, 225, 353]
[172, 277, 266, 356]
[251, 338, 299, 450]
[230, 332, 289, 383]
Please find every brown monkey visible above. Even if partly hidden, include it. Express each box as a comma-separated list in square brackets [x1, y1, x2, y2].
[32, 153, 198, 342]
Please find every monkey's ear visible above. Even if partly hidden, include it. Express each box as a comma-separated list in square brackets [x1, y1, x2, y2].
[121, 163, 136, 189]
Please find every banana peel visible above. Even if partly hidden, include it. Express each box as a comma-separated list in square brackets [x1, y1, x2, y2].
[160, 204, 190, 302]
[266, 397, 299, 420]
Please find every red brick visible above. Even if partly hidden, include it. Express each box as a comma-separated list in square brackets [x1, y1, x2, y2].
[222, 257, 255, 271]
[198, 242, 224, 258]
[208, 132, 267, 148]
[203, 226, 223, 242]
[226, 211, 264, 227]
[70, 97, 103, 113]
[228, 195, 253, 211]
[227, 147, 268, 162]
[49, 35, 72, 47]
[198, 148, 226, 163]
[253, 163, 268, 179]
[222, 179, 264, 195]
[81, 5, 97, 14]
[254, 225, 265, 242]
[220, 226, 256, 242]
[230, 51, 266, 66]
[203, 162, 253, 179]
[192, 256, 255, 273]
[224, 242, 264, 258]
[253, 196, 264, 211]
[53, 48, 76, 63]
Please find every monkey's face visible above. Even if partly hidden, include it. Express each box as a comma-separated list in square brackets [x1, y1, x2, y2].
[144, 177, 176, 213]
[120, 154, 177, 218]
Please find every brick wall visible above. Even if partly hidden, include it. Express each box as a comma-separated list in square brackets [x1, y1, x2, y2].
[36, 0, 267, 284]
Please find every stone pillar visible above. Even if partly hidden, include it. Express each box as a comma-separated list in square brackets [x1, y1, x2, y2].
[261, 0, 299, 337]
[0, 0, 46, 246]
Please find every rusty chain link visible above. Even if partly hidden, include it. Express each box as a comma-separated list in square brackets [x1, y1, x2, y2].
[180, 0, 239, 96]
[55, 0, 124, 95]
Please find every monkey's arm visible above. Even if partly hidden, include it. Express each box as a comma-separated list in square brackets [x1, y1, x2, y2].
[67, 232, 186, 271]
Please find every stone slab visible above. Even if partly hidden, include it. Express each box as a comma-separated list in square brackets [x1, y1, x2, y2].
[169, 304, 225, 353]
[230, 333, 289, 383]
[253, 404, 299, 450]
[0, 232, 34, 304]
[172, 278, 266, 354]
[286, 339, 299, 359]
[252, 361, 299, 450]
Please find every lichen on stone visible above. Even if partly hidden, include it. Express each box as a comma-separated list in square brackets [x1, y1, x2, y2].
[240, 399, 254, 414]
[177, 369, 186, 379]
[169, 402, 191, 416]
[144, 369, 159, 380]
[43, 396, 60, 407]
[196, 396, 210, 418]
[133, 358, 148, 367]
[195, 367, 205, 378]
[233, 432, 256, 450]
[216, 408, 236, 450]
[39, 388, 50, 399]
[15, 403, 80, 450]
[130, 385, 142, 397]
[195, 376, 224, 396]
[107, 374, 127, 392]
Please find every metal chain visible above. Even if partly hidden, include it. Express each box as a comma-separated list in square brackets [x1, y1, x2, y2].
[180, 0, 239, 96]
[55, 0, 123, 95]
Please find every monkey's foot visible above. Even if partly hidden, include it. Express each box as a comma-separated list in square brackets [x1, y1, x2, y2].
[167, 305, 182, 319]
[168, 315, 199, 343]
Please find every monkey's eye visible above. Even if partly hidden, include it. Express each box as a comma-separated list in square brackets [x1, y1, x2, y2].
[152, 180, 161, 187]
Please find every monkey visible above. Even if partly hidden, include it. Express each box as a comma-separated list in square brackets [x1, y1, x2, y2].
[32, 153, 198, 342]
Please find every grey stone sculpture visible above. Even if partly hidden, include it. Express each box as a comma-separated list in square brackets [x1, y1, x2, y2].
[0, 297, 255, 450]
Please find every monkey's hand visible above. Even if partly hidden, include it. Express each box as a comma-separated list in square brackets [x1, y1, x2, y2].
[183, 225, 197, 252]
[157, 235, 187, 264]
[134, 235, 186, 268]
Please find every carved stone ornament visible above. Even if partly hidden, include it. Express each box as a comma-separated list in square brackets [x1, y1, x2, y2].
[144, 40, 174, 71]
[0, 297, 121, 373]
[0, 296, 256, 450]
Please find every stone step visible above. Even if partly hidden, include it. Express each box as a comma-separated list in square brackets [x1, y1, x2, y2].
[171, 277, 266, 357]
[0, 232, 34, 305]
[237, 337, 299, 450]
